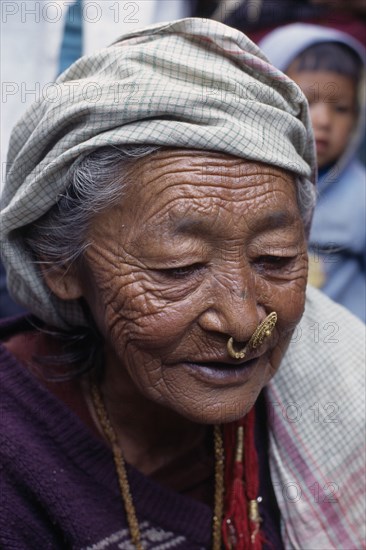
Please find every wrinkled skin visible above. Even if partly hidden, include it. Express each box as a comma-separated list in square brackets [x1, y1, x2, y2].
[47, 150, 308, 471]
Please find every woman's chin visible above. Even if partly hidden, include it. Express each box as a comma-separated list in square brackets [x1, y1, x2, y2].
[163, 387, 263, 426]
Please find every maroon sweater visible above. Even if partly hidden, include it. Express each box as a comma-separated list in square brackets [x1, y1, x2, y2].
[0, 316, 283, 549]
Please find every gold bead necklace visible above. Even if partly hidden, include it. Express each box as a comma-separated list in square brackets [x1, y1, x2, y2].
[90, 383, 225, 550]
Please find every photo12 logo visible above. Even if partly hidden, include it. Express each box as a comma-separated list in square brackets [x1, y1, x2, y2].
[1, 2, 140, 24]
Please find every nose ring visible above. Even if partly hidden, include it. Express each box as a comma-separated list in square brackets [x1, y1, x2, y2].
[226, 312, 278, 360]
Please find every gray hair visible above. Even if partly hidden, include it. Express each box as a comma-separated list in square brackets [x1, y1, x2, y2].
[24, 145, 161, 269]
[24, 146, 315, 270]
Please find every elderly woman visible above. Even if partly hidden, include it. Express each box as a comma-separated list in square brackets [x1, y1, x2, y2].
[0, 18, 364, 550]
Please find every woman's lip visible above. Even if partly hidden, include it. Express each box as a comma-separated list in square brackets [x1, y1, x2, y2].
[180, 358, 261, 385]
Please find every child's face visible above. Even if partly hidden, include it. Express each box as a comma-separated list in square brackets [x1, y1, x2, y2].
[286, 68, 357, 168]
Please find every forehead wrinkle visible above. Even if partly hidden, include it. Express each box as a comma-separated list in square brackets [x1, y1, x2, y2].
[137, 153, 294, 194]
[150, 180, 298, 229]
[141, 150, 290, 177]
[123, 158, 299, 242]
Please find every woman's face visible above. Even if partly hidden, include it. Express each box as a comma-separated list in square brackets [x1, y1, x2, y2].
[76, 151, 308, 424]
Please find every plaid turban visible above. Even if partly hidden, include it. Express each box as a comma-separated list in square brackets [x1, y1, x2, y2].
[1, 18, 316, 328]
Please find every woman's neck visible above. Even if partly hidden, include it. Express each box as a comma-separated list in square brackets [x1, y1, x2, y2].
[85, 349, 207, 475]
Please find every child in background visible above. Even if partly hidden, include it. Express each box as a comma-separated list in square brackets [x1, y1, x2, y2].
[260, 24, 366, 322]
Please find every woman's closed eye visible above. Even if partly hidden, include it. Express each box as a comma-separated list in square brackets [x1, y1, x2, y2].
[255, 254, 297, 272]
[158, 263, 205, 279]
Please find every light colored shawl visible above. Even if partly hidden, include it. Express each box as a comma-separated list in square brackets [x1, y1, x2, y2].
[270, 286, 365, 549]
[1, 17, 315, 329]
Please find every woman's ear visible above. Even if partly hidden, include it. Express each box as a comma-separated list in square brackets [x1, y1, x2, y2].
[41, 263, 83, 301]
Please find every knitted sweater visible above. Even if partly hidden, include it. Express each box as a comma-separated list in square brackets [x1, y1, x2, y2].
[0, 334, 213, 549]
[0, 317, 282, 550]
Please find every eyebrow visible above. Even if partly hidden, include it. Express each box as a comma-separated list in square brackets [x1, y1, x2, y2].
[172, 210, 297, 237]
[254, 211, 298, 232]
[173, 218, 209, 236]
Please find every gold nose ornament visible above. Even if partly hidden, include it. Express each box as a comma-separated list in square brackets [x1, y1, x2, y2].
[226, 312, 278, 360]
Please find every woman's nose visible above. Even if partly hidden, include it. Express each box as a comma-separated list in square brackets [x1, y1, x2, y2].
[198, 274, 260, 344]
